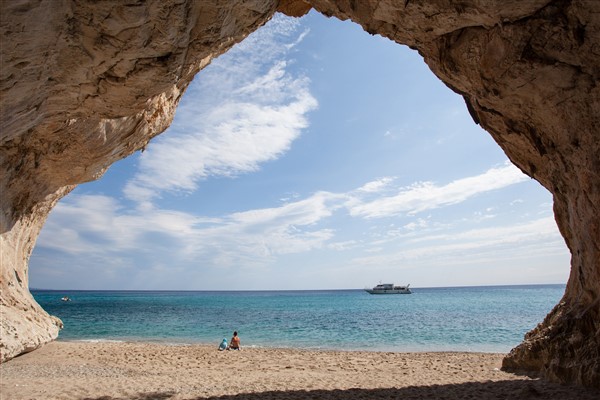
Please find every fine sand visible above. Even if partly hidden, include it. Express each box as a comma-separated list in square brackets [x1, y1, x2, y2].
[1, 341, 598, 399]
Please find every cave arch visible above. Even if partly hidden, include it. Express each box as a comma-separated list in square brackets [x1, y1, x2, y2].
[1, 0, 598, 387]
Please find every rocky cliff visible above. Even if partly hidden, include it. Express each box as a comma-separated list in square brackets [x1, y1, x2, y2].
[1, 0, 598, 387]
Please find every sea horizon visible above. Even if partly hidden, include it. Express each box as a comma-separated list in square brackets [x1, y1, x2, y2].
[32, 284, 565, 354]
[31, 282, 566, 292]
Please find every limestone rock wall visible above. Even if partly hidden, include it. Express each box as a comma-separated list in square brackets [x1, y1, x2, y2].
[1, 0, 280, 362]
[307, 0, 600, 387]
[1, 0, 598, 387]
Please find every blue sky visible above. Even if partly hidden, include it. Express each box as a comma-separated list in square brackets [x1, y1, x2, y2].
[30, 12, 570, 290]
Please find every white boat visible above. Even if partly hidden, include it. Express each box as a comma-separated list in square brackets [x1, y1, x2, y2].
[365, 283, 411, 294]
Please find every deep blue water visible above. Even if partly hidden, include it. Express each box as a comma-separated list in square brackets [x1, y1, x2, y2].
[32, 285, 564, 353]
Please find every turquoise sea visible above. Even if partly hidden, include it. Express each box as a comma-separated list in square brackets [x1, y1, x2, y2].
[32, 285, 564, 353]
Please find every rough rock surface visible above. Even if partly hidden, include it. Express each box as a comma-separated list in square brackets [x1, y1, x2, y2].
[1, 0, 280, 364]
[1, 0, 598, 388]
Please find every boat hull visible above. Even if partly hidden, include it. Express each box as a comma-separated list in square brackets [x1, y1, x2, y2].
[365, 288, 411, 294]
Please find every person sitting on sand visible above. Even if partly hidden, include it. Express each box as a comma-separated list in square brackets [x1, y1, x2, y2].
[218, 338, 228, 351]
[228, 331, 241, 350]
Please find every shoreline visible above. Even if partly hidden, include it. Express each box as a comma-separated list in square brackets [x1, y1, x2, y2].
[54, 337, 514, 354]
[2, 341, 598, 399]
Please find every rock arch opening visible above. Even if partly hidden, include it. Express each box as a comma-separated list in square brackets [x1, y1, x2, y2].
[1, 0, 598, 388]
[30, 12, 565, 291]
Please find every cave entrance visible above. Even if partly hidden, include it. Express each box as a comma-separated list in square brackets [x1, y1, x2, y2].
[2, 0, 596, 386]
[30, 11, 569, 291]
[28, 10, 569, 353]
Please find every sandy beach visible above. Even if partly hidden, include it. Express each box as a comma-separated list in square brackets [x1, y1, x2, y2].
[1, 341, 598, 400]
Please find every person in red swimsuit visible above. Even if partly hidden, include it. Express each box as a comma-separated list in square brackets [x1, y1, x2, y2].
[228, 331, 241, 350]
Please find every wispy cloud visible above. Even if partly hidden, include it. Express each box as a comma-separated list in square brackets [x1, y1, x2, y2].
[349, 217, 565, 268]
[39, 161, 536, 269]
[347, 161, 529, 218]
[123, 15, 317, 204]
[229, 191, 341, 228]
[37, 191, 338, 269]
[38, 195, 215, 255]
[356, 177, 395, 193]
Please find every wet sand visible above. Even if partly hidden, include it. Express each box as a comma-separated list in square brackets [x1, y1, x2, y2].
[1, 341, 597, 399]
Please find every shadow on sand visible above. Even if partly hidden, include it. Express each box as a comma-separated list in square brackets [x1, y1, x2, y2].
[83, 379, 599, 400]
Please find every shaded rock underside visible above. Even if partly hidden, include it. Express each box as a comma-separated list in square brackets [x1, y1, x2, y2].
[1, 0, 598, 388]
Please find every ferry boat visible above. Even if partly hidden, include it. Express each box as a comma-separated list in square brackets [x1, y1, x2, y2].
[365, 283, 411, 294]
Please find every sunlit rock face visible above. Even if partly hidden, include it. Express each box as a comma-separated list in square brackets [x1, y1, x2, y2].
[0, 0, 281, 363]
[1, 0, 598, 387]
[306, 0, 600, 387]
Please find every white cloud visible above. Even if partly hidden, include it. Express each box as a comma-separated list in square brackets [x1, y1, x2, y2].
[36, 158, 564, 288]
[38, 194, 217, 255]
[350, 216, 565, 268]
[403, 218, 429, 231]
[357, 177, 395, 193]
[181, 191, 341, 264]
[280, 192, 300, 203]
[285, 28, 310, 50]
[348, 161, 529, 218]
[327, 240, 360, 251]
[41, 160, 533, 267]
[230, 191, 340, 227]
[123, 15, 317, 204]
[37, 191, 338, 268]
